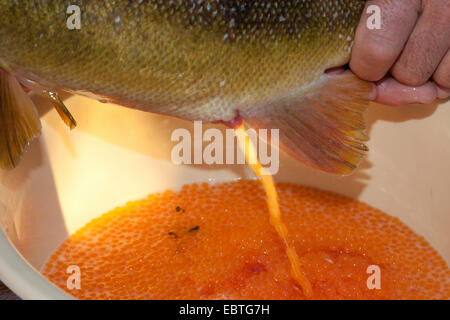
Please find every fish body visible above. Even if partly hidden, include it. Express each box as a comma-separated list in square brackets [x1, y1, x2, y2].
[0, 0, 373, 174]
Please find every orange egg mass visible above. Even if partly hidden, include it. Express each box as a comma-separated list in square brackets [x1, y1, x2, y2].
[42, 181, 450, 300]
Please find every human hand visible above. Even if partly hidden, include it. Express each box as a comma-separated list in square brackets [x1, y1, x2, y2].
[350, 0, 450, 106]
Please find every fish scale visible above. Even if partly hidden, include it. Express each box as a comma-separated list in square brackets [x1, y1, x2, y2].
[0, 0, 373, 175]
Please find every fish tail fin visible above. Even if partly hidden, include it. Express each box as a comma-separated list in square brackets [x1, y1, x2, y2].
[240, 73, 374, 175]
[0, 68, 41, 170]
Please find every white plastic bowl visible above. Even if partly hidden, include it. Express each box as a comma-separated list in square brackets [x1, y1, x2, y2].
[0, 94, 449, 299]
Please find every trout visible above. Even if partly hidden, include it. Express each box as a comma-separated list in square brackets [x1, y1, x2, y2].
[0, 0, 373, 174]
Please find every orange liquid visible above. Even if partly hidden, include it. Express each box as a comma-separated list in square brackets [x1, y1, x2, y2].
[235, 124, 312, 296]
[43, 181, 450, 299]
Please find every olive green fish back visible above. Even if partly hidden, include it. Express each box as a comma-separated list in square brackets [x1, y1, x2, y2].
[0, 0, 365, 121]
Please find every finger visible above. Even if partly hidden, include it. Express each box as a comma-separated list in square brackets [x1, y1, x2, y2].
[433, 49, 450, 89]
[350, 0, 421, 82]
[375, 76, 438, 106]
[437, 84, 450, 99]
[391, 0, 450, 86]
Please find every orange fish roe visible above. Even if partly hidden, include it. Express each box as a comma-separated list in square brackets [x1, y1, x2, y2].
[42, 181, 450, 300]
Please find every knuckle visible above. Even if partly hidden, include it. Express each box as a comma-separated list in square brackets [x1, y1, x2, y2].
[351, 42, 397, 81]
[392, 38, 442, 86]
[433, 70, 450, 89]
[391, 65, 429, 86]
[424, 0, 450, 29]
[364, 43, 397, 66]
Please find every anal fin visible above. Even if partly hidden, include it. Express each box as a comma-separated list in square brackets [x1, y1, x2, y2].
[0, 69, 41, 170]
[241, 73, 374, 175]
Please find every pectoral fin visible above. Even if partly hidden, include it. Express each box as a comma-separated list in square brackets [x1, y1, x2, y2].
[241, 73, 374, 175]
[0, 69, 41, 170]
[44, 90, 77, 130]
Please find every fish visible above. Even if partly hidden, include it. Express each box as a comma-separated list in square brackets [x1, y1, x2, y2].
[0, 0, 374, 174]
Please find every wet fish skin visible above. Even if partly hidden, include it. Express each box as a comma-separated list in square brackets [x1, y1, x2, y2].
[0, 0, 364, 120]
[0, 0, 373, 174]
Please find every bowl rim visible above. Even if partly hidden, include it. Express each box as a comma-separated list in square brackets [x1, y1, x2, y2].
[0, 227, 73, 300]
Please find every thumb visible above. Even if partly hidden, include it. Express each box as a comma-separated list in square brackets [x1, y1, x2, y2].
[374, 76, 449, 106]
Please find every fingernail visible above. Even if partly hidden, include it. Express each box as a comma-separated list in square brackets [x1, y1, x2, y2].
[401, 87, 436, 105]
[436, 86, 450, 100]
